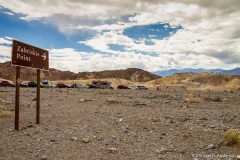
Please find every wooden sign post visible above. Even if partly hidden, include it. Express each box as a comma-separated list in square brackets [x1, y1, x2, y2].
[15, 67, 20, 130]
[11, 39, 49, 130]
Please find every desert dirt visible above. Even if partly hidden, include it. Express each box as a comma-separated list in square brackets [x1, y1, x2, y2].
[0, 86, 240, 160]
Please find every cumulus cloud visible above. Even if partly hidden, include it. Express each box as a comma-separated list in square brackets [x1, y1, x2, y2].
[0, 0, 239, 72]
[0, 37, 12, 61]
[0, 37, 12, 45]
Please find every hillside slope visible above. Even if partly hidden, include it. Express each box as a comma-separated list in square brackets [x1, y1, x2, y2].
[0, 61, 161, 82]
[147, 72, 240, 89]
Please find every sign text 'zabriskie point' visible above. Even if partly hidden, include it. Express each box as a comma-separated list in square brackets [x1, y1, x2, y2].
[11, 39, 49, 70]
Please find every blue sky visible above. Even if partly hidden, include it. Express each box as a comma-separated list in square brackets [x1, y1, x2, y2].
[0, 0, 240, 73]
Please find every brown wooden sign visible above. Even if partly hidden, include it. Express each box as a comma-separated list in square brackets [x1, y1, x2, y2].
[11, 39, 49, 70]
[11, 39, 49, 130]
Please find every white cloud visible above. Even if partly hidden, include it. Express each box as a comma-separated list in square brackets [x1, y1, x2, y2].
[0, 37, 12, 60]
[3, 12, 14, 15]
[0, 0, 239, 72]
[0, 37, 12, 45]
[0, 45, 11, 57]
[48, 47, 226, 73]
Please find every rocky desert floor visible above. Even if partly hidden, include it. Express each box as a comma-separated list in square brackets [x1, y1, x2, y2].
[0, 86, 240, 160]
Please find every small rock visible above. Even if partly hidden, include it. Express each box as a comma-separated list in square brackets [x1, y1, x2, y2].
[50, 139, 57, 142]
[108, 147, 117, 153]
[182, 105, 188, 109]
[27, 124, 34, 128]
[210, 125, 216, 128]
[151, 117, 159, 122]
[155, 147, 167, 154]
[79, 99, 86, 102]
[82, 138, 89, 143]
[119, 118, 123, 122]
[71, 136, 78, 141]
[107, 97, 117, 103]
[183, 99, 189, 102]
[204, 144, 215, 150]
[40, 155, 48, 160]
[161, 132, 166, 136]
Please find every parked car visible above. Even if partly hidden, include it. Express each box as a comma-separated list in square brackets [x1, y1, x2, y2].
[129, 85, 139, 90]
[137, 85, 148, 90]
[71, 83, 88, 88]
[117, 85, 130, 89]
[27, 81, 44, 88]
[20, 83, 28, 88]
[28, 81, 37, 87]
[88, 81, 113, 89]
[41, 80, 53, 88]
[55, 83, 70, 88]
[0, 81, 15, 87]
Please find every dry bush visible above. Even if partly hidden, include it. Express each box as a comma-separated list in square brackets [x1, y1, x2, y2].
[189, 97, 202, 103]
[67, 90, 72, 94]
[160, 93, 176, 98]
[0, 105, 13, 118]
[0, 105, 4, 110]
[224, 129, 240, 149]
[203, 91, 211, 101]
[0, 92, 3, 98]
[213, 96, 223, 102]
[107, 97, 118, 103]
[186, 92, 202, 103]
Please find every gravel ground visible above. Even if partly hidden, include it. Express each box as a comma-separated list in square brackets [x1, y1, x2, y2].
[0, 86, 240, 160]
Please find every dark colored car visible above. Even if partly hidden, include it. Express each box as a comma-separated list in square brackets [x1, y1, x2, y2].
[28, 81, 37, 87]
[0, 81, 15, 87]
[88, 84, 99, 88]
[20, 83, 28, 87]
[56, 83, 70, 88]
[137, 86, 148, 90]
[117, 85, 130, 89]
[27, 81, 44, 88]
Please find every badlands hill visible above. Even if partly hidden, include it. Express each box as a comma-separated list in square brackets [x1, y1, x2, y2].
[0, 61, 160, 82]
[1, 61, 240, 89]
[146, 72, 240, 89]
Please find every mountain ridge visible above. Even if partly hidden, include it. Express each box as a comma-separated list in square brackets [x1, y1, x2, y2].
[153, 68, 240, 77]
[0, 61, 161, 82]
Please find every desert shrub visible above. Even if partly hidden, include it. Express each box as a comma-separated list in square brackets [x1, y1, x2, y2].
[189, 97, 202, 103]
[213, 96, 223, 102]
[0, 105, 13, 118]
[186, 92, 202, 103]
[224, 129, 240, 149]
[0, 105, 4, 110]
[67, 90, 72, 94]
[0, 92, 3, 98]
[203, 91, 211, 101]
[107, 97, 118, 103]
[0, 110, 12, 118]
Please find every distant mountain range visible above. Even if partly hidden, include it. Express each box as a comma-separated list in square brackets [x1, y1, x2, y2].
[153, 68, 240, 77]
